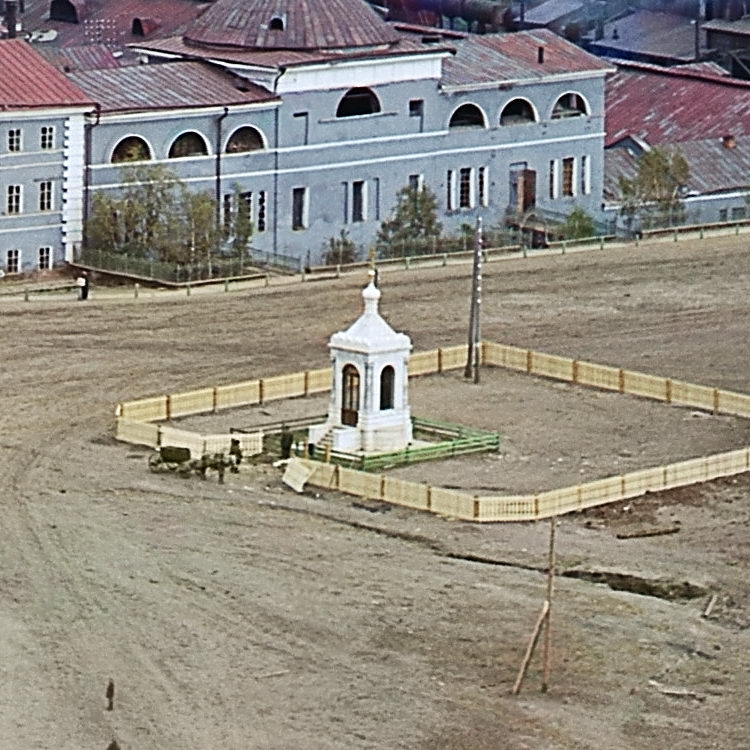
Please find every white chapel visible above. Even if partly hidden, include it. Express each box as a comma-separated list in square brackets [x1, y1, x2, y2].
[309, 272, 413, 454]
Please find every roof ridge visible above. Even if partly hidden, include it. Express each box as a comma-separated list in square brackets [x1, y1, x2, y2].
[614, 58, 750, 89]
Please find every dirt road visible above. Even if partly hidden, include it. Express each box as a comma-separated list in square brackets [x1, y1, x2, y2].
[1, 236, 749, 749]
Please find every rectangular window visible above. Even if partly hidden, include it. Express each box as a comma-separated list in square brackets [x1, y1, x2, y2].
[292, 187, 307, 230]
[6, 249, 20, 274]
[8, 128, 21, 152]
[39, 180, 53, 212]
[409, 99, 424, 117]
[408, 174, 423, 192]
[478, 166, 488, 207]
[239, 191, 253, 230]
[7, 184, 22, 214]
[580, 155, 590, 195]
[459, 167, 473, 208]
[719, 208, 728, 222]
[374, 177, 380, 220]
[40, 126, 55, 150]
[446, 170, 456, 211]
[352, 180, 365, 222]
[549, 159, 558, 199]
[257, 190, 267, 232]
[562, 157, 574, 197]
[731, 206, 746, 220]
[38, 246, 52, 270]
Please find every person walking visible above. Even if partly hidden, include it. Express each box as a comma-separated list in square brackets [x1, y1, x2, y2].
[106, 678, 115, 711]
[76, 271, 90, 301]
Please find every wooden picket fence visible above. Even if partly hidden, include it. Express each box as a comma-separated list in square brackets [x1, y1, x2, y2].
[115, 340, 750, 519]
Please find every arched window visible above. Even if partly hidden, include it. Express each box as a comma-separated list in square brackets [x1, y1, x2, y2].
[500, 99, 537, 125]
[168, 131, 208, 158]
[336, 87, 381, 118]
[551, 92, 588, 119]
[380, 366, 395, 410]
[225, 126, 265, 153]
[449, 103, 486, 129]
[341, 364, 360, 426]
[268, 15, 284, 30]
[111, 136, 151, 163]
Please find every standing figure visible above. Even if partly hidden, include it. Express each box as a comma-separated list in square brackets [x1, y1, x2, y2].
[229, 438, 243, 473]
[280, 424, 294, 459]
[105, 678, 115, 711]
[81, 271, 90, 300]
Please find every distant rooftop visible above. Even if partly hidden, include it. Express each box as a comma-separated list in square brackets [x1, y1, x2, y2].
[522, 0, 585, 27]
[18, 0, 209, 52]
[588, 10, 705, 63]
[0, 39, 93, 109]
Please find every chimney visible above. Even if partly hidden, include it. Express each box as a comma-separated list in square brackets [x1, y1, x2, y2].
[537, 45, 545, 64]
[4, 0, 18, 38]
[722, 134, 736, 149]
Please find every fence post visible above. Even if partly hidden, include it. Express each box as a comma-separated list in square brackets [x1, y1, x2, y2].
[699, 227, 704, 240]
[437, 348, 443, 374]
[186, 283, 191, 297]
[336, 264, 341, 279]
[258, 379, 265, 405]
[599, 235, 604, 250]
[666, 378, 672, 403]
[572, 360, 579, 383]
[224, 279, 229, 293]
[265, 274, 270, 287]
[561, 240, 566, 254]
[24, 288, 29, 302]
[212, 387, 218, 413]
[134, 283, 139, 299]
[736, 223, 740, 235]
[405, 256, 410, 270]
[442, 253, 448, 266]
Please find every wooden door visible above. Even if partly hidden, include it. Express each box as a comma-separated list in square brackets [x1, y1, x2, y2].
[341, 364, 360, 426]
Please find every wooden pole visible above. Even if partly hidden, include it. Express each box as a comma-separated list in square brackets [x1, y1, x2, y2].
[511, 600, 549, 695]
[541, 517, 557, 692]
[474, 217, 483, 384]
[465, 217, 483, 380]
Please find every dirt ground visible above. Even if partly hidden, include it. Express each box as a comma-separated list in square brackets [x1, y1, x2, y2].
[2, 236, 750, 749]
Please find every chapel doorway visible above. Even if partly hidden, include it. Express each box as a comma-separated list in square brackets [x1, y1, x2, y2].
[341, 364, 360, 426]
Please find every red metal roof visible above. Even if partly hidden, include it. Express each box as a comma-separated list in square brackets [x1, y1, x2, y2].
[133, 34, 448, 68]
[19, 0, 209, 50]
[0, 39, 93, 109]
[606, 61, 750, 146]
[36, 43, 122, 72]
[442, 29, 613, 87]
[68, 60, 278, 112]
[184, 0, 400, 50]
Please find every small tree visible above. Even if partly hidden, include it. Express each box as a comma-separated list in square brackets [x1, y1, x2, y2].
[180, 186, 220, 271]
[619, 147, 689, 230]
[376, 183, 442, 257]
[323, 229, 358, 266]
[228, 185, 254, 260]
[560, 207, 595, 239]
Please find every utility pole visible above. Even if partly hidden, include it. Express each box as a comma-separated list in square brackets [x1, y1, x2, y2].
[464, 217, 483, 383]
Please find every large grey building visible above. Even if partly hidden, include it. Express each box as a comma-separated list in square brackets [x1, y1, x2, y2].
[2, 0, 613, 271]
[124, 0, 610, 264]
